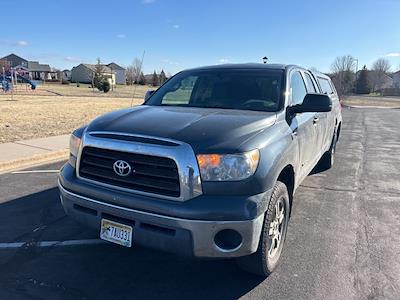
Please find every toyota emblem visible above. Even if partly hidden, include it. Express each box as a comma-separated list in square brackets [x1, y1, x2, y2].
[113, 160, 132, 177]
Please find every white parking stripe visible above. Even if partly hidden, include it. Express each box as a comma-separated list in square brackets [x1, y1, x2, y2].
[0, 239, 106, 249]
[11, 170, 60, 174]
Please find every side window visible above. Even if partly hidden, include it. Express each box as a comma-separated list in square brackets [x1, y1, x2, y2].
[290, 71, 307, 105]
[329, 79, 338, 95]
[161, 76, 197, 105]
[303, 72, 317, 93]
[318, 77, 333, 94]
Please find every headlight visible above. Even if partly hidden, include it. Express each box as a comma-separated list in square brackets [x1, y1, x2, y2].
[69, 134, 81, 158]
[196, 149, 260, 181]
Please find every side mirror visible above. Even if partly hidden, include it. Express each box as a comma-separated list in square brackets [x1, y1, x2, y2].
[289, 93, 332, 114]
[144, 90, 156, 101]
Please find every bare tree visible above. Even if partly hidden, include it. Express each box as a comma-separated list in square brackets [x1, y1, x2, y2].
[126, 58, 142, 85]
[0, 59, 11, 74]
[330, 55, 356, 97]
[371, 58, 391, 92]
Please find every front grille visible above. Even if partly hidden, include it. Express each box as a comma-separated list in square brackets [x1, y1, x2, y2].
[79, 146, 180, 197]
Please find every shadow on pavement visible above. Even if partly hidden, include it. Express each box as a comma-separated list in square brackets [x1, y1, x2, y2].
[0, 188, 265, 299]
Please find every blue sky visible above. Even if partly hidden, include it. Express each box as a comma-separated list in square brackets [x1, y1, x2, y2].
[1, 0, 399, 74]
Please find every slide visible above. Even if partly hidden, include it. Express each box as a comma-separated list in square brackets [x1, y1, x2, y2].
[17, 75, 36, 90]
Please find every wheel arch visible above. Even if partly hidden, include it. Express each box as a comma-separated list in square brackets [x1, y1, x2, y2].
[276, 164, 295, 217]
[337, 122, 342, 140]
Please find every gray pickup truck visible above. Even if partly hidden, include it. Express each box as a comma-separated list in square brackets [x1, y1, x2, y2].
[59, 63, 342, 276]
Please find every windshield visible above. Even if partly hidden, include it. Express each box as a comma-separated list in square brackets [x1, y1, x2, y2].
[146, 69, 284, 112]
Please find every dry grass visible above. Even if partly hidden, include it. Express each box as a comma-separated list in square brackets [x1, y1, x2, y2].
[343, 95, 400, 108]
[6, 82, 153, 98]
[0, 84, 152, 143]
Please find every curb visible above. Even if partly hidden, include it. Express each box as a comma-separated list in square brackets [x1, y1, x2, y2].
[0, 149, 68, 174]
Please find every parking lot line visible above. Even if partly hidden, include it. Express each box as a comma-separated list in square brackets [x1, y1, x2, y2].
[11, 169, 60, 174]
[0, 239, 106, 249]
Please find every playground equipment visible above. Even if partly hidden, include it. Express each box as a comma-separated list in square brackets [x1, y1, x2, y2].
[0, 75, 13, 92]
[0, 69, 36, 92]
[17, 74, 36, 90]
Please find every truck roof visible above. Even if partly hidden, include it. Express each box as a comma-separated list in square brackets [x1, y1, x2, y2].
[184, 63, 290, 72]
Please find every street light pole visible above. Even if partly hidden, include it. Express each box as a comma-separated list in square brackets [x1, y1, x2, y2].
[354, 58, 359, 80]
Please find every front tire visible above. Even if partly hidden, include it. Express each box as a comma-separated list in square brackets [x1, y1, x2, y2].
[237, 181, 290, 277]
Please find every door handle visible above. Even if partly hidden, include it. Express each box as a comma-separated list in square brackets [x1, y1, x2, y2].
[291, 128, 298, 139]
[313, 117, 319, 124]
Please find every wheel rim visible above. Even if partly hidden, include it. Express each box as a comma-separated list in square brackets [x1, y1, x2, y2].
[268, 197, 286, 259]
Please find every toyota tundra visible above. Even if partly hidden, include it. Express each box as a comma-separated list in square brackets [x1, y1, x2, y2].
[58, 64, 342, 276]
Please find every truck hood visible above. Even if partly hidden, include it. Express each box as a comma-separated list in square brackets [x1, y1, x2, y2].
[86, 105, 277, 153]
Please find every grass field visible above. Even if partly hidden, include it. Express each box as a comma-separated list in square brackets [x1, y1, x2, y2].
[4, 82, 153, 98]
[0, 83, 152, 143]
[342, 95, 400, 108]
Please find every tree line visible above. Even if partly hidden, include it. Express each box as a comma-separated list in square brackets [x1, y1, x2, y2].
[329, 55, 397, 97]
[126, 58, 168, 86]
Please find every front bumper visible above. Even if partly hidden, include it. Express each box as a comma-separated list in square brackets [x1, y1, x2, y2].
[59, 182, 265, 258]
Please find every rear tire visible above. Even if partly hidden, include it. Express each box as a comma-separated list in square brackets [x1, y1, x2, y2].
[236, 181, 290, 277]
[318, 133, 337, 170]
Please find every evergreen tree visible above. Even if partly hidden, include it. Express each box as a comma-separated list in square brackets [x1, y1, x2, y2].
[93, 57, 105, 90]
[159, 69, 167, 84]
[356, 65, 370, 94]
[151, 71, 159, 86]
[138, 72, 146, 85]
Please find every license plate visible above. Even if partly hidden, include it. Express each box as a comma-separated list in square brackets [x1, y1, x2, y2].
[100, 219, 133, 247]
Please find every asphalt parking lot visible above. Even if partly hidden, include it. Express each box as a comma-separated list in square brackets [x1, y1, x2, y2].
[0, 107, 399, 300]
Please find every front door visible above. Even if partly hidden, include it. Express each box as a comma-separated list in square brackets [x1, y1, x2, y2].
[289, 71, 318, 177]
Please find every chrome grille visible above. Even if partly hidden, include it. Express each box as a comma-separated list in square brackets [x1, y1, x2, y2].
[79, 146, 180, 197]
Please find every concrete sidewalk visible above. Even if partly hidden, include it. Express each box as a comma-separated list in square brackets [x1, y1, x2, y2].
[0, 135, 69, 173]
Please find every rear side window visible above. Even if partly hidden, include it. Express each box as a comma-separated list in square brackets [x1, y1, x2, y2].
[318, 77, 333, 94]
[290, 71, 307, 105]
[303, 72, 317, 93]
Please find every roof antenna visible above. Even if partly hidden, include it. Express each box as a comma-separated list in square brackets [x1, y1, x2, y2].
[131, 50, 146, 107]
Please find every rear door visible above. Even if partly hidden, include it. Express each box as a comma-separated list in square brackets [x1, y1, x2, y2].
[289, 70, 318, 177]
[303, 71, 327, 155]
[316, 76, 337, 150]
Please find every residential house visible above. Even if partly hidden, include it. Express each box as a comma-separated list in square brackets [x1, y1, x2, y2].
[0, 53, 28, 69]
[370, 71, 393, 92]
[62, 69, 72, 81]
[0, 53, 56, 80]
[107, 62, 126, 84]
[27, 61, 53, 80]
[393, 71, 400, 88]
[70, 64, 115, 85]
